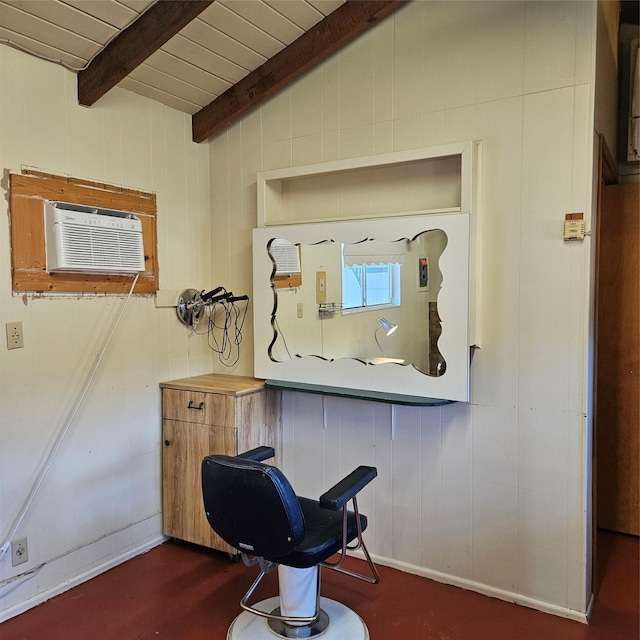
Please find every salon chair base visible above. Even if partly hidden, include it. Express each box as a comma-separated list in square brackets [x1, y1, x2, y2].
[227, 597, 370, 640]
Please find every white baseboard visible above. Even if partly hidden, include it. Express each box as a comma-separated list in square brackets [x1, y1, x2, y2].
[2, 541, 590, 626]
[370, 554, 590, 624]
[584, 591, 595, 622]
[0, 536, 166, 624]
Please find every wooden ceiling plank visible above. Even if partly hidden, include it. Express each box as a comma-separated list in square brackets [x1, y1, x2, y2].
[119, 77, 203, 115]
[162, 35, 239, 87]
[180, 17, 266, 72]
[146, 49, 228, 95]
[129, 64, 216, 106]
[61, 0, 143, 29]
[306, 0, 346, 18]
[1, 2, 102, 60]
[219, 0, 303, 44]
[5, 0, 118, 44]
[118, 0, 156, 12]
[78, 0, 215, 107]
[192, 0, 407, 142]
[199, 3, 285, 59]
[264, 0, 324, 30]
[0, 26, 87, 69]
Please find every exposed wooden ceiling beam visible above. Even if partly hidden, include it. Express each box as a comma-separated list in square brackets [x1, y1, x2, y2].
[192, 0, 408, 143]
[78, 0, 215, 107]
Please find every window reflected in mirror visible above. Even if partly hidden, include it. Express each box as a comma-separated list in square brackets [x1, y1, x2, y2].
[266, 230, 447, 377]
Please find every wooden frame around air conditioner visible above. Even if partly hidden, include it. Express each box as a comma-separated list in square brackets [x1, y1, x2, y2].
[9, 169, 158, 294]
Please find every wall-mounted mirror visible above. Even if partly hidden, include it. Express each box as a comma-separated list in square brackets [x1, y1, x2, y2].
[267, 230, 447, 377]
[253, 214, 473, 402]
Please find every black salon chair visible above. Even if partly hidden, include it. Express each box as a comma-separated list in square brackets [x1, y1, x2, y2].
[201, 446, 379, 640]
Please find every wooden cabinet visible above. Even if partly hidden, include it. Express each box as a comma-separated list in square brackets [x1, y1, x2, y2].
[160, 374, 281, 553]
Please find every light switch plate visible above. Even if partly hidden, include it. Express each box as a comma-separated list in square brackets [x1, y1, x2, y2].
[316, 271, 327, 304]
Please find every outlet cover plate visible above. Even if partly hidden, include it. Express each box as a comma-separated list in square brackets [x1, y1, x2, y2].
[11, 536, 28, 566]
[6, 322, 24, 349]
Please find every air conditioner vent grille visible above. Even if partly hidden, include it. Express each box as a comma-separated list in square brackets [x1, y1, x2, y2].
[44, 201, 145, 274]
[269, 238, 300, 275]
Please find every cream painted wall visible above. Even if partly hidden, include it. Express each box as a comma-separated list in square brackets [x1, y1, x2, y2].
[209, 0, 596, 620]
[0, 47, 212, 620]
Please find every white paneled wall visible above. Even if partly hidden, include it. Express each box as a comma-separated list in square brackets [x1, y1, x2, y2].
[209, 0, 596, 620]
[0, 47, 211, 620]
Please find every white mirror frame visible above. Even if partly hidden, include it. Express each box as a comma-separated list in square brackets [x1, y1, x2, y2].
[253, 213, 471, 402]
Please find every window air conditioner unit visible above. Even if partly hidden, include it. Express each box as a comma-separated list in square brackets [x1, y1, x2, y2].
[269, 238, 301, 275]
[44, 200, 145, 274]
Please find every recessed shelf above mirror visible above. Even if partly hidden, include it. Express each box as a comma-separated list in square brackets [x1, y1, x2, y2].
[253, 142, 480, 404]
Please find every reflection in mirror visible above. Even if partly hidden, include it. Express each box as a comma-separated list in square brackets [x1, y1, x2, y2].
[266, 230, 448, 377]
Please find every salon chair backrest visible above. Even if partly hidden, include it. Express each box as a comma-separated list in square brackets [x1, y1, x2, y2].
[202, 455, 305, 558]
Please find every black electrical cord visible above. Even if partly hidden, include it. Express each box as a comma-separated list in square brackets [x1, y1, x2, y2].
[188, 287, 249, 366]
[199, 295, 249, 367]
[273, 317, 292, 359]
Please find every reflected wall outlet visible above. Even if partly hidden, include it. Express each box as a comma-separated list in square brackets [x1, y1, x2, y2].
[11, 536, 28, 566]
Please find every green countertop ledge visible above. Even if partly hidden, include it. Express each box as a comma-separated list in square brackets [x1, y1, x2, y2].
[265, 380, 455, 407]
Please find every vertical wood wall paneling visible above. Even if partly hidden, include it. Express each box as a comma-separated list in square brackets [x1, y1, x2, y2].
[207, 0, 598, 620]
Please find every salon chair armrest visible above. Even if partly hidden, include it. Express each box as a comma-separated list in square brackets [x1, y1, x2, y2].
[236, 446, 275, 462]
[319, 466, 377, 511]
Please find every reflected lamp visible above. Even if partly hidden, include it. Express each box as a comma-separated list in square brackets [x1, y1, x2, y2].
[374, 317, 398, 355]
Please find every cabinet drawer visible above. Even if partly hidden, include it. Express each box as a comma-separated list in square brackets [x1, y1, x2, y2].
[162, 388, 235, 427]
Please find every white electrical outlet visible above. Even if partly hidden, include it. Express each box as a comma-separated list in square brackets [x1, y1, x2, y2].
[6, 322, 24, 350]
[11, 536, 28, 566]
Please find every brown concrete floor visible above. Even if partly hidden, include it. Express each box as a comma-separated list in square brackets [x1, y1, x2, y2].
[0, 530, 637, 639]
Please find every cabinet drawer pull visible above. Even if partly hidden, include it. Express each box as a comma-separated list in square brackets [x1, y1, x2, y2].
[164, 440, 171, 446]
[187, 400, 205, 411]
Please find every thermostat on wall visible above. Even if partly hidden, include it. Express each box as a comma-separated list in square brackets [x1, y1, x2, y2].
[563, 213, 585, 241]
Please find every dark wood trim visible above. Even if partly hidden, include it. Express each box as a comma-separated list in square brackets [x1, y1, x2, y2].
[78, 0, 215, 107]
[599, 133, 619, 185]
[192, 0, 408, 143]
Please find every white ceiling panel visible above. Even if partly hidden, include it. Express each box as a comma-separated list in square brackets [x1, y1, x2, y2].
[162, 34, 245, 86]
[117, 0, 155, 12]
[0, 25, 86, 68]
[60, 0, 144, 28]
[181, 18, 267, 72]
[4, 0, 117, 44]
[219, 0, 304, 44]
[119, 76, 202, 114]
[0, 0, 383, 137]
[0, 2, 102, 61]
[306, 0, 345, 17]
[0, 0, 345, 113]
[145, 49, 228, 98]
[199, 2, 284, 58]
[128, 63, 216, 106]
[263, 0, 323, 29]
